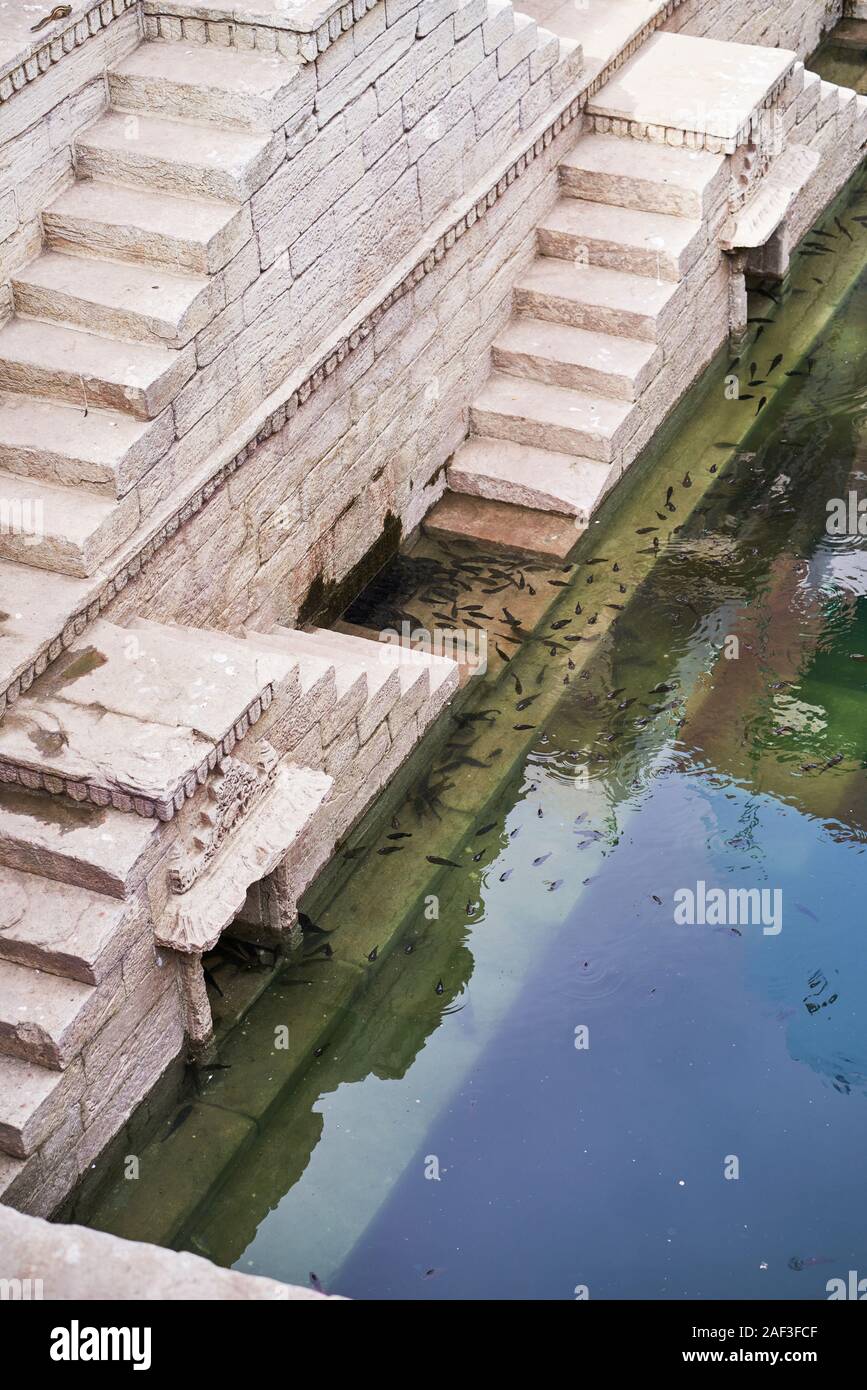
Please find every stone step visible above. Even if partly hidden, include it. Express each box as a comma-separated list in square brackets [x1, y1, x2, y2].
[492, 317, 660, 401]
[325, 625, 457, 699]
[0, 1050, 83, 1158]
[234, 626, 343, 747]
[309, 625, 430, 733]
[0, 316, 195, 420]
[448, 436, 609, 522]
[0, 469, 139, 578]
[0, 392, 173, 499]
[0, 780, 161, 899]
[469, 370, 632, 462]
[0, 619, 298, 820]
[12, 250, 221, 350]
[537, 196, 703, 281]
[43, 179, 251, 276]
[0, 956, 104, 1070]
[109, 40, 306, 133]
[514, 256, 679, 342]
[559, 132, 725, 217]
[76, 110, 282, 202]
[269, 625, 403, 744]
[0, 866, 133, 986]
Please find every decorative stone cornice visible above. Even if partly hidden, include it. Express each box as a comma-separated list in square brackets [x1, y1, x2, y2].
[0, 0, 139, 105]
[0, 688, 273, 819]
[0, 0, 686, 720]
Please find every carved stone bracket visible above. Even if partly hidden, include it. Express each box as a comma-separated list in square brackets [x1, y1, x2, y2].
[155, 761, 332, 957]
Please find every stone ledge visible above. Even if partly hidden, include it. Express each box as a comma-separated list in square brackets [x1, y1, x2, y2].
[0, 1201, 338, 1298]
[0, 0, 139, 101]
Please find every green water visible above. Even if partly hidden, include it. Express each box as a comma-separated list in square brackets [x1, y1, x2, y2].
[79, 166, 867, 1301]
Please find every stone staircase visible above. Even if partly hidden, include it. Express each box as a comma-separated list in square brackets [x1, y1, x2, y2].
[0, 610, 457, 1213]
[448, 130, 728, 521]
[0, 38, 301, 580]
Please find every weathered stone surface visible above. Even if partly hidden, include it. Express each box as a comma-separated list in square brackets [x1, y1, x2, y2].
[0, 1053, 84, 1158]
[471, 369, 631, 461]
[0, 866, 137, 985]
[449, 434, 608, 518]
[559, 131, 726, 217]
[492, 317, 660, 400]
[0, 1202, 335, 1298]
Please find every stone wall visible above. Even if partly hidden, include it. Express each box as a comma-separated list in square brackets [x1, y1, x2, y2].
[667, 0, 845, 58]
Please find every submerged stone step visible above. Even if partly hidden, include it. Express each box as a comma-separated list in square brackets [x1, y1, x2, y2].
[470, 370, 632, 462]
[12, 251, 222, 349]
[559, 131, 725, 217]
[493, 317, 660, 401]
[109, 40, 308, 133]
[0, 392, 173, 499]
[0, 469, 139, 578]
[514, 257, 679, 342]
[43, 180, 251, 276]
[0, 316, 195, 420]
[537, 196, 704, 281]
[448, 436, 610, 522]
[76, 111, 283, 202]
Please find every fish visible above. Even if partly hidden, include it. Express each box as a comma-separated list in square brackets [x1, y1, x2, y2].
[606, 688, 626, 700]
[495, 644, 510, 662]
[769, 353, 783, 373]
[547, 880, 563, 892]
[682, 472, 692, 488]
[378, 845, 404, 855]
[435, 980, 445, 995]
[516, 696, 538, 710]
[476, 822, 497, 835]
[606, 603, 625, 612]
[650, 682, 676, 693]
[427, 855, 461, 867]
[834, 217, 853, 242]
[162, 1105, 193, 1142]
[756, 396, 767, 415]
[651, 895, 662, 905]
[388, 831, 412, 840]
[534, 853, 552, 866]
[500, 869, 513, 881]
[367, 946, 378, 962]
[513, 723, 535, 730]
[795, 904, 819, 922]
[636, 526, 658, 534]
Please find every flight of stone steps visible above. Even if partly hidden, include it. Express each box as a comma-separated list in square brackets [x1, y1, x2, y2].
[448, 129, 730, 521]
[0, 38, 303, 580]
[0, 613, 457, 1214]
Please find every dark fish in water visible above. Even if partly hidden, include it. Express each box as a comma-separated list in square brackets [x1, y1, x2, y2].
[435, 980, 445, 995]
[834, 217, 853, 242]
[534, 853, 552, 866]
[404, 943, 414, 953]
[548, 579, 569, 587]
[513, 723, 535, 730]
[606, 688, 626, 700]
[747, 317, 773, 324]
[823, 753, 843, 768]
[650, 682, 676, 693]
[476, 822, 497, 835]
[606, 603, 625, 612]
[500, 869, 513, 881]
[378, 845, 404, 854]
[618, 698, 635, 710]
[502, 607, 521, 627]
[510, 671, 523, 695]
[313, 1047, 324, 1058]
[574, 602, 582, 615]
[585, 557, 609, 565]
[849, 652, 867, 661]
[768, 353, 783, 373]
[788, 1255, 834, 1272]
[516, 696, 538, 710]
[547, 880, 563, 892]
[651, 894, 662, 905]
[495, 644, 510, 662]
[748, 378, 765, 387]
[472, 850, 484, 862]
[682, 472, 692, 488]
[795, 904, 819, 922]
[756, 396, 767, 415]
[162, 1104, 193, 1142]
[388, 831, 412, 839]
[367, 946, 378, 962]
[636, 526, 658, 534]
[427, 855, 461, 867]
[550, 618, 571, 630]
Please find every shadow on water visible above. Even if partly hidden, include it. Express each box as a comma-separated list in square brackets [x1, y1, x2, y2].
[80, 165, 867, 1300]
